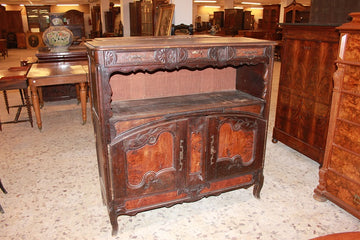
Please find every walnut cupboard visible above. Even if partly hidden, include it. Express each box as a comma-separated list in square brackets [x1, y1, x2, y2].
[85, 36, 276, 235]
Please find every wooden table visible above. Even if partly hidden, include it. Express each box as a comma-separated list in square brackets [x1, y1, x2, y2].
[27, 61, 88, 130]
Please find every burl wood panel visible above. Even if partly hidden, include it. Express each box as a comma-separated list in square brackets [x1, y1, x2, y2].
[314, 13, 360, 220]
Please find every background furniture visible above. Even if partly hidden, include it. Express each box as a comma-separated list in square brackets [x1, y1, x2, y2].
[0, 67, 33, 130]
[314, 12, 360, 220]
[25, 5, 50, 32]
[310, 0, 360, 25]
[64, 10, 85, 40]
[224, 9, 243, 35]
[284, 0, 310, 23]
[272, 25, 339, 165]
[35, 48, 87, 102]
[261, 5, 280, 31]
[85, 36, 275, 235]
[27, 61, 88, 130]
[0, 179, 7, 214]
[0, 39, 7, 59]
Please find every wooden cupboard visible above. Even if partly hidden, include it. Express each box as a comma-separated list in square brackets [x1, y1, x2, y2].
[262, 5, 280, 31]
[224, 9, 243, 35]
[284, 0, 310, 24]
[272, 25, 339, 164]
[85, 36, 276, 235]
[314, 13, 360, 219]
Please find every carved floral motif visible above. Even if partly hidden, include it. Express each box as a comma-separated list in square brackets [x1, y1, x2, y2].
[154, 48, 188, 65]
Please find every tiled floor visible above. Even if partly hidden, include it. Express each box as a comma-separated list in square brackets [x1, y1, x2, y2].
[0, 48, 359, 239]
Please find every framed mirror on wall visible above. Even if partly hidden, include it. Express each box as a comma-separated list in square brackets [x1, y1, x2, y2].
[154, 4, 175, 36]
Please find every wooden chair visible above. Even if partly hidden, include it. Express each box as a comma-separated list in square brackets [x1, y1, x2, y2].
[0, 178, 7, 213]
[0, 66, 33, 131]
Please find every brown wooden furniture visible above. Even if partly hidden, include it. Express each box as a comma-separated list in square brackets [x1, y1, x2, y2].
[27, 61, 88, 130]
[0, 39, 7, 59]
[310, 0, 360, 25]
[272, 25, 339, 164]
[0, 178, 7, 214]
[311, 232, 360, 240]
[64, 10, 85, 40]
[0, 67, 33, 130]
[214, 11, 224, 28]
[25, 5, 50, 32]
[262, 5, 280, 31]
[85, 36, 276, 235]
[284, 0, 310, 24]
[314, 13, 360, 220]
[224, 9, 243, 35]
[35, 48, 87, 102]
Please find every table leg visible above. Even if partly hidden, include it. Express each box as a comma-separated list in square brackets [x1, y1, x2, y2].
[79, 82, 87, 124]
[30, 85, 42, 130]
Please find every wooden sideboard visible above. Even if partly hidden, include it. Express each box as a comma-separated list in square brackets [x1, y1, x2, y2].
[314, 13, 360, 220]
[85, 36, 276, 235]
[272, 24, 339, 164]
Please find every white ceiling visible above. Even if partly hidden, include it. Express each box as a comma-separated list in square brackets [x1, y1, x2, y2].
[0, 0, 311, 6]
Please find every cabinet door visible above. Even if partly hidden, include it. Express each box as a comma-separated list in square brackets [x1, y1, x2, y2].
[206, 115, 266, 180]
[109, 120, 187, 210]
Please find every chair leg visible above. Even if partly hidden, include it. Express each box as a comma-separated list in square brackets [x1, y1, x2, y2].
[3, 90, 9, 114]
[0, 179, 7, 194]
[23, 88, 33, 127]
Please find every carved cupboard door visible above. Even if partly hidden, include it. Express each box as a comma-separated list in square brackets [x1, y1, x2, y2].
[109, 120, 188, 211]
[206, 115, 266, 180]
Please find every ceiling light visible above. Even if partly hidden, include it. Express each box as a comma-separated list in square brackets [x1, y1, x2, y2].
[56, 4, 80, 6]
[1, 4, 6, 6]
[194, 0, 217, 3]
[250, 7, 263, 9]
[204, 6, 221, 8]
[241, 2, 261, 5]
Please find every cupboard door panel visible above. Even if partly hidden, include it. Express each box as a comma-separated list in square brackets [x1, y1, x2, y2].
[110, 120, 187, 199]
[207, 115, 266, 180]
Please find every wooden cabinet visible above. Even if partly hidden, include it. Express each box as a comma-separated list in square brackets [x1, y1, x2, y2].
[25, 6, 50, 32]
[284, 0, 310, 23]
[272, 25, 339, 164]
[214, 11, 224, 28]
[262, 5, 280, 31]
[314, 13, 360, 220]
[85, 36, 275, 235]
[64, 10, 85, 39]
[224, 9, 243, 35]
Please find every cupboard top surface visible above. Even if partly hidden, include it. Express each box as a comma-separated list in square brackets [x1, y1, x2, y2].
[85, 35, 276, 50]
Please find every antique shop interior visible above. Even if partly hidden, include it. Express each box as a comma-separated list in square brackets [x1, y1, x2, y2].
[0, 0, 360, 239]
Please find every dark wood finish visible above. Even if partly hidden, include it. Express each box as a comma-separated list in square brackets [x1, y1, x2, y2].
[64, 10, 85, 39]
[262, 5, 280, 31]
[310, 0, 360, 25]
[284, 0, 310, 24]
[214, 11, 224, 28]
[0, 39, 7, 59]
[0, 66, 33, 130]
[85, 36, 276, 235]
[16, 33, 26, 49]
[91, 6, 101, 38]
[224, 9, 243, 35]
[272, 25, 339, 164]
[243, 11, 252, 30]
[130, 1, 155, 36]
[314, 13, 360, 220]
[27, 61, 88, 130]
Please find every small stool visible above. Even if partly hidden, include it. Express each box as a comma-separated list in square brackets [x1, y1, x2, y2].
[0, 67, 33, 131]
[0, 179, 7, 213]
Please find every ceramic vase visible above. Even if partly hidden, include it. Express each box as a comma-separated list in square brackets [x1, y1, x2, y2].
[43, 13, 73, 52]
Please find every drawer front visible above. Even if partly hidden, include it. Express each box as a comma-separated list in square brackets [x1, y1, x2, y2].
[329, 146, 360, 183]
[326, 170, 360, 212]
[206, 114, 266, 180]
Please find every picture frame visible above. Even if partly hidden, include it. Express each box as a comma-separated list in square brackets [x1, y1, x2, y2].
[154, 4, 175, 36]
